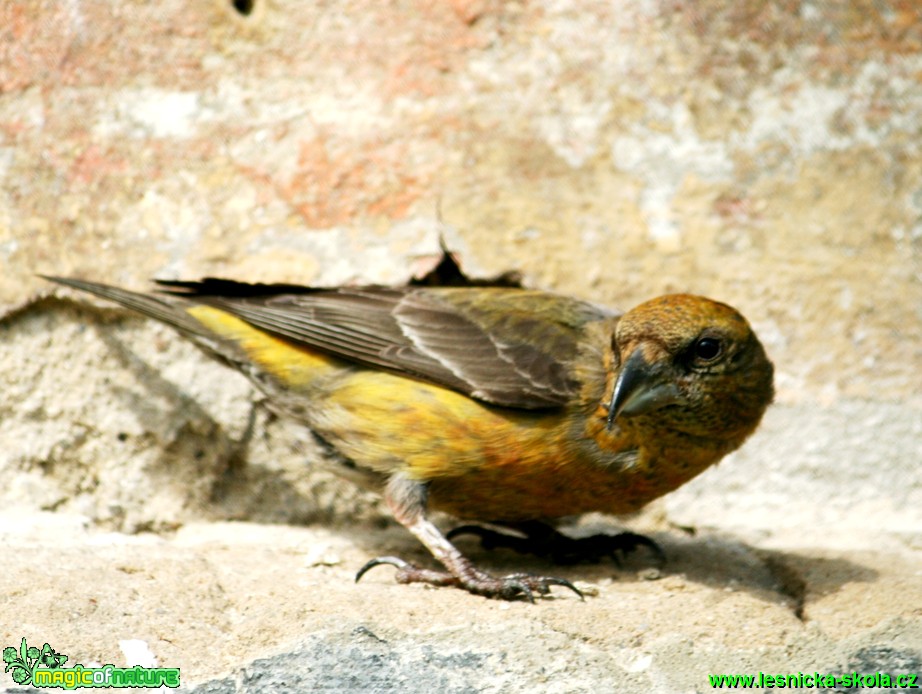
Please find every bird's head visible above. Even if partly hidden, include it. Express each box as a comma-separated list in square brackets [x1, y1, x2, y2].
[606, 294, 774, 441]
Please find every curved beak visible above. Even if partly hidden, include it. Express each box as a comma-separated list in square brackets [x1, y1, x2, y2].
[606, 347, 683, 429]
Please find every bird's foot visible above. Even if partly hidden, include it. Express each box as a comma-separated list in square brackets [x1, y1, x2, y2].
[355, 555, 583, 602]
[447, 522, 665, 567]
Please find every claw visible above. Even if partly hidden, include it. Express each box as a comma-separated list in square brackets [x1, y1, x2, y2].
[355, 556, 410, 583]
[354, 555, 583, 602]
[365, 481, 586, 601]
[502, 579, 534, 603]
[541, 576, 584, 600]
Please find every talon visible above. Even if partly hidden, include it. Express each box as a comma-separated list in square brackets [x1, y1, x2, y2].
[503, 574, 584, 601]
[356, 497, 588, 601]
[501, 580, 534, 603]
[354, 554, 582, 602]
[545, 577, 584, 600]
[355, 556, 411, 583]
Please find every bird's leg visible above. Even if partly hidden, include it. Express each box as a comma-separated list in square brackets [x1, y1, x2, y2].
[447, 520, 664, 566]
[355, 476, 583, 602]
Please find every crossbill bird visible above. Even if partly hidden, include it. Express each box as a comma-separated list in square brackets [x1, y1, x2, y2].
[43, 276, 774, 601]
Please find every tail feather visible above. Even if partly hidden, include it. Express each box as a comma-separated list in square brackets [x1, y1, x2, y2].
[41, 275, 207, 337]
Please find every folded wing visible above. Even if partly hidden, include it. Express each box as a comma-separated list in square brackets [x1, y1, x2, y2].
[158, 280, 615, 409]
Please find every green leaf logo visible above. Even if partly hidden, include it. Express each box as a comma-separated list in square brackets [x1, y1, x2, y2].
[2, 638, 34, 686]
[1, 647, 17, 665]
[40, 643, 67, 668]
[2, 637, 68, 686]
[10, 666, 30, 684]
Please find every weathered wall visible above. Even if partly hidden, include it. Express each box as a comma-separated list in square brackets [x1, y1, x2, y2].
[1, 1, 920, 690]
[3, 1, 921, 399]
[3, 0, 919, 529]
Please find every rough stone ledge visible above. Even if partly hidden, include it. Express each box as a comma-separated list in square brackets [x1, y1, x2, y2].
[0, 513, 919, 693]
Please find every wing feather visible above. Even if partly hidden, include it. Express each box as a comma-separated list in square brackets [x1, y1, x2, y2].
[157, 281, 614, 409]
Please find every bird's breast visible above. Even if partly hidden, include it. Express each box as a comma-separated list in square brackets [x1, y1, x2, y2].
[425, 409, 723, 522]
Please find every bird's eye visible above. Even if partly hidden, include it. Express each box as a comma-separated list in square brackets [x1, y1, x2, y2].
[693, 337, 723, 362]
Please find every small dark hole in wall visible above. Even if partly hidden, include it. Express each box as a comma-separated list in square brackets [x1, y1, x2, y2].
[232, 0, 255, 16]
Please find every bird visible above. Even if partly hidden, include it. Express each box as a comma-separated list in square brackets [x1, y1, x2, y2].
[42, 275, 774, 601]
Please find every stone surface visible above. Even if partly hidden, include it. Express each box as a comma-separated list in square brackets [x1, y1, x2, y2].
[1, 0, 920, 692]
[0, 514, 920, 692]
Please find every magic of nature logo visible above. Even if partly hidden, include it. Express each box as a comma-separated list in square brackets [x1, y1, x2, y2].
[3, 637, 180, 689]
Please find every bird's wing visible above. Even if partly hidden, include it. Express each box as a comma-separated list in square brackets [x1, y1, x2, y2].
[157, 280, 616, 409]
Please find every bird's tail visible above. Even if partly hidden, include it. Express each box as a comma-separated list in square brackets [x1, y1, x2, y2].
[41, 275, 209, 338]
[41, 275, 340, 386]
